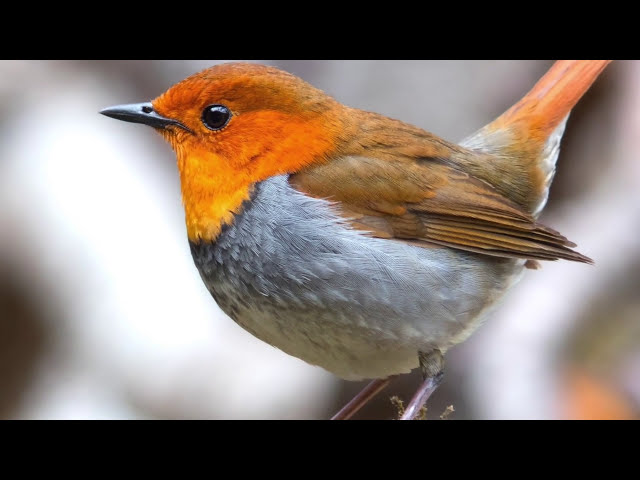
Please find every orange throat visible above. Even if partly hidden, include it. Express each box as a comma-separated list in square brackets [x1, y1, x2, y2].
[158, 103, 347, 243]
[176, 149, 252, 243]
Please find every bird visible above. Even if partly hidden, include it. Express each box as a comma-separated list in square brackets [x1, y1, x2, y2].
[100, 60, 611, 420]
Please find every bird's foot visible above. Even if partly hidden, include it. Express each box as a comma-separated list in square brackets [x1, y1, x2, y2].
[399, 350, 444, 420]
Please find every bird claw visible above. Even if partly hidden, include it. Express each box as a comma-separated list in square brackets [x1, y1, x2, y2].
[399, 372, 444, 420]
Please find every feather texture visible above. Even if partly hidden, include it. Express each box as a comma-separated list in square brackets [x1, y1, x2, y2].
[290, 155, 592, 263]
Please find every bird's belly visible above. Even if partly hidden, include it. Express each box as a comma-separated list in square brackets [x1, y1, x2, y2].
[197, 251, 523, 380]
[189, 176, 525, 380]
[206, 278, 426, 380]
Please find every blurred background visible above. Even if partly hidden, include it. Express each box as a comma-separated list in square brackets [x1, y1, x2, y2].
[0, 60, 637, 420]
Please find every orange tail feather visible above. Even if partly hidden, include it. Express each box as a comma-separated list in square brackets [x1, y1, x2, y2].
[461, 60, 612, 215]
[492, 60, 612, 139]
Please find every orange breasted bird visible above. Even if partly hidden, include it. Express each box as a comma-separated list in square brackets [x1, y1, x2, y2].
[101, 60, 611, 419]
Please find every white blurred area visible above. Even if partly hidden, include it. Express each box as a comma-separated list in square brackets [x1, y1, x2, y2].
[0, 60, 637, 419]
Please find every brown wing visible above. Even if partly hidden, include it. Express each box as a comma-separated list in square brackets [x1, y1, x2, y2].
[289, 155, 592, 263]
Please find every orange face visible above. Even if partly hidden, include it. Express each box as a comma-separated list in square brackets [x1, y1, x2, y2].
[151, 63, 349, 242]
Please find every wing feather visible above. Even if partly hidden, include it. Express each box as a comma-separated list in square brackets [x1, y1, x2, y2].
[289, 155, 592, 264]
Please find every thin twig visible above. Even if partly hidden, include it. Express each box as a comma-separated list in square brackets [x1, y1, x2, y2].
[331, 377, 394, 420]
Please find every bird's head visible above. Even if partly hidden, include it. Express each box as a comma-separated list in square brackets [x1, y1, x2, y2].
[101, 62, 352, 242]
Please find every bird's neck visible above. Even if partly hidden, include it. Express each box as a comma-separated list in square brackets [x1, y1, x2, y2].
[173, 111, 348, 243]
[177, 150, 253, 243]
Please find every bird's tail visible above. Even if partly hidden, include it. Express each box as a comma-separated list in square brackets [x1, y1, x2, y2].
[491, 60, 611, 139]
[461, 60, 611, 216]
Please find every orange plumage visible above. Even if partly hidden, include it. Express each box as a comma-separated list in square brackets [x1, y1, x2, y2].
[102, 60, 611, 420]
[152, 63, 348, 242]
[151, 61, 608, 261]
[494, 60, 611, 139]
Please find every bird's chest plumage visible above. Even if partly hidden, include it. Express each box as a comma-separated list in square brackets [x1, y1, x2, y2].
[190, 176, 524, 380]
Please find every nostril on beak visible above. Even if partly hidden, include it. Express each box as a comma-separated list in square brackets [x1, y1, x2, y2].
[142, 105, 153, 114]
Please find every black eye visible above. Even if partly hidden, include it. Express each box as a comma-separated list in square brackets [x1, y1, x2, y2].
[202, 104, 231, 131]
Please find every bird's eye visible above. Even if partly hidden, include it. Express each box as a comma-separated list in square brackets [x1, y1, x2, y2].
[202, 104, 232, 131]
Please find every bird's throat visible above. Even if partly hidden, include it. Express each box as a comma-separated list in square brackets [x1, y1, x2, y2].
[178, 151, 253, 243]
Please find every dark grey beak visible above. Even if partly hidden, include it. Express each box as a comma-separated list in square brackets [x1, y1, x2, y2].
[99, 102, 192, 132]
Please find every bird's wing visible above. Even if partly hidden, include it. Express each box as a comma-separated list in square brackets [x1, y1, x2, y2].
[289, 155, 592, 263]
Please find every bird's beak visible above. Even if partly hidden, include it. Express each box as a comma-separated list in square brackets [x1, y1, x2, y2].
[99, 102, 192, 133]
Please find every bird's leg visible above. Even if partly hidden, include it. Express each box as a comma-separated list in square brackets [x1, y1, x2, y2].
[331, 376, 396, 420]
[400, 350, 444, 420]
